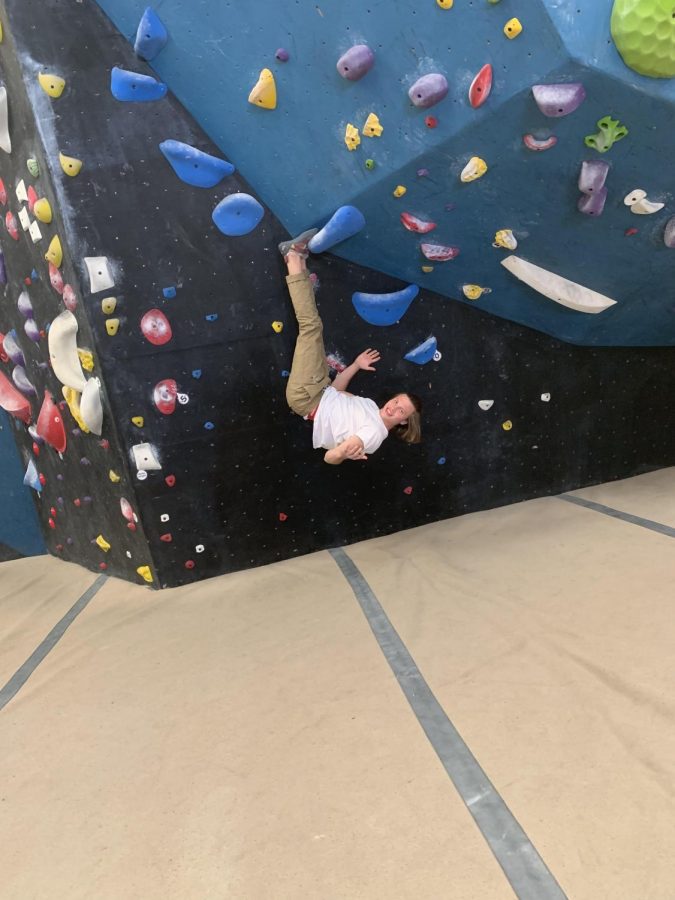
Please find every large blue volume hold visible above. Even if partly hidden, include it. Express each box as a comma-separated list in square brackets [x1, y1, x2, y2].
[212, 193, 264, 236]
[308, 206, 366, 253]
[110, 67, 168, 102]
[160, 140, 235, 188]
[352, 284, 419, 326]
[134, 7, 168, 61]
[404, 336, 437, 365]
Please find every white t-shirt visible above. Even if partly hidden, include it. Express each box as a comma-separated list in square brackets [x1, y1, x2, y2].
[312, 386, 388, 455]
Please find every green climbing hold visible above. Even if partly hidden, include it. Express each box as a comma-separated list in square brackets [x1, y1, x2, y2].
[584, 116, 629, 152]
[365, 158, 375, 170]
[27, 158, 39, 178]
[611, 0, 675, 78]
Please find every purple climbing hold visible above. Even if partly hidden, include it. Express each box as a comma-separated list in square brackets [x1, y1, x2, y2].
[24, 319, 40, 342]
[4, 330, 25, 366]
[308, 206, 366, 253]
[275, 48, 290, 62]
[111, 67, 168, 102]
[336, 45, 375, 81]
[578, 160, 610, 195]
[17, 290, 33, 318]
[12, 365, 36, 396]
[664, 217, 675, 249]
[408, 74, 449, 109]
[578, 187, 607, 216]
[532, 83, 586, 117]
[0, 252, 6, 285]
[134, 7, 168, 61]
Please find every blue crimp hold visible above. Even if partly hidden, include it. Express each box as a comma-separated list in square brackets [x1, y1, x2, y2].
[23, 459, 41, 492]
[205, 313, 218, 322]
[159, 140, 235, 188]
[134, 7, 168, 61]
[212, 193, 264, 236]
[163, 286, 176, 299]
[191, 369, 202, 379]
[110, 67, 168, 102]
[308, 205, 366, 253]
[404, 336, 437, 365]
[352, 284, 418, 326]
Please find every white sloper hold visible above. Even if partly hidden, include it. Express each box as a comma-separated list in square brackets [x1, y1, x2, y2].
[84, 256, 115, 293]
[80, 377, 103, 435]
[500, 255, 617, 314]
[132, 442, 161, 471]
[48, 310, 87, 390]
[0, 86, 10, 154]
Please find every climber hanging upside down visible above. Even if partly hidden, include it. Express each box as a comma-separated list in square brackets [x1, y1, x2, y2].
[280, 230, 422, 465]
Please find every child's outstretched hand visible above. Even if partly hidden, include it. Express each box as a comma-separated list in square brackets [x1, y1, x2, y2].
[354, 348, 381, 371]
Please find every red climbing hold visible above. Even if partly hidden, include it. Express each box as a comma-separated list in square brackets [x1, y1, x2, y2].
[32, 441, 40, 456]
[62, 284, 77, 311]
[468, 64, 493, 109]
[36, 390, 67, 452]
[625, 227, 638, 237]
[50, 507, 57, 517]
[0, 179, 6, 205]
[141, 308, 172, 346]
[99, 563, 108, 571]
[184, 560, 195, 570]
[48, 518, 56, 529]
[127, 522, 137, 532]
[400, 212, 437, 233]
[55, 543, 64, 552]
[27, 186, 38, 213]
[5, 211, 19, 240]
[425, 116, 438, 128]
[403, 486, 413, 495]
[39, 473, 46, 486]
[279, 512, 288, 522]
[160, 533, 173, 542]
[153, 378, 178, 415]
[0, 333, 8, 364]
[73, 498, 81, 506]
[49, 263, 64, 295]
[165, 474, 176, 487]
[420, 242, 460, 261]
[0, 369, 32, 423]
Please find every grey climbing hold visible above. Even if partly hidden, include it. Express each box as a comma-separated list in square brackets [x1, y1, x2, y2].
[664, 216, 675, 249]
[0, 87, 10, 154]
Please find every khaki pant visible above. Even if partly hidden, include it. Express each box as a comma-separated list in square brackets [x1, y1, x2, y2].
[285, 272, 331, 416]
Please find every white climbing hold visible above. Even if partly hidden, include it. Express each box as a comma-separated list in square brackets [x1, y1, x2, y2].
[80, 376, 103, 435]
[541, 392, 551, 402]
[48, 310, 87, 391]
[84, 256, 115, 293]
[28, 221, 42, 243]
[501, 255, 617, 314]
[623, 188, 664, 215]
[15, 180, 27, 203]
[18, 207, 30, 231]
[132, 442, 161, 471]
[0, 87, 11, 154]
[478, 400, 494, 410]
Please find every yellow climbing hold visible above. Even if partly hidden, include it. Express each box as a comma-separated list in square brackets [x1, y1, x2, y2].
[62, 386, 90, 433]
[38, 72, 66, 98]
[271, 321, 283, 333]
[504, 18, 522, 39]
[393, 185, 407, 197]
[248, 68, 277, 109]
[437, 0, 454, 7]
[95, 534, 111, 552]
[105, 318, 120, 336]
[136, 565, 154, 584]
[460, 157, 488, 183]
[59, 152, 83, 177]
[0, 21, 3, 42]
[462, 284, 491, 300]
[131, 416, 144, 427]
[493, 229, 518, 250]
[421, 265, 434, 273]
[502, 420, 513, 431]
[109, 470, 121, 483]
[344, 123, 360, 151]
[77, 349, 94, 371]
[101, 297, 117, 315]
[45, 235, 62, 267]
[362, 113, 383, 137]
[33, 198, 53, 224]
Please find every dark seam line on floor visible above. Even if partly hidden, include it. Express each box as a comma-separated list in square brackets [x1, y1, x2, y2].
[329, 547, 567, 900]
[558, 494, 675, 538]
[0, 574, 107, 713]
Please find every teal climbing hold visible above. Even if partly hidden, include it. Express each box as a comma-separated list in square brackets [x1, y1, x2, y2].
[110, 67, 168, 102]
[352, 284, 419, 326]
[23, 458, 41, 492]
[212, 193, 264, 236]
[404, 336, 438, 365]
[308, 206, 366, 253]
[159, 140, 235, 188]
[134, 7, 169, 61]
[584, 116, 629, 153]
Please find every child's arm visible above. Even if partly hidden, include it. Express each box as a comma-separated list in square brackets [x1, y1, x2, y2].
[332, 349, 380, 392]
[324, 435, 367, 464]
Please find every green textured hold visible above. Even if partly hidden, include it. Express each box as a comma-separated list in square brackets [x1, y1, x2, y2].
[611, 0, 675, 78]
[584, 116, 629, 152]
[26, 158, 39, 177]
[365, 158, 375, 169]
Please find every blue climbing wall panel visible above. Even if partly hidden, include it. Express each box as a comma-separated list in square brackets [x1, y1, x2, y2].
[0, 410, 45, 556]
[94, 0, 675, 347]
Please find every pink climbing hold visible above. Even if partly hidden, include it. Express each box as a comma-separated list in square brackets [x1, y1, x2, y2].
[0, 369, 32, 423]
[5, 211, 18, 240]
[141, 308, 172, 345]
[49, 263, 64, 295]
[468, 64, 492, 108]
[523, 134, 558, 151]
[420, 242, 460, 261]
[27, 186, 38, 213]
[0, 179, 6, 205]
[62, 284, 77, 311]
[153, 378, 178, 415]
[401, 212, 437, 233]
[36, 390, 67, 452]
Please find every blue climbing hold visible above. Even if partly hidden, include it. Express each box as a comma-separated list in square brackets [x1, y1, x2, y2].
[281, 370, 290, 378]
[191, 369, 202, 379]
[212, 193, 264, 236]
[31, 269, 39, 282]
[134, 7, 168, 61]
[352, 284, 419, 326]
[159, 140, 235, 188]
[404, 336, 437, 365]
[23, 458, 41, 492]
[110, 67, 168, 102]
[205, 313, 218, 322]
[204, 421, 215, 430]
[437, 457, 446, 465]
[308, 206, 366, 253]
[163, 286, 176, 299]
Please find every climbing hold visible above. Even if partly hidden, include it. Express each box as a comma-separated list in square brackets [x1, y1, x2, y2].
[532, 83, 586, 117]
[0, 369, 32, 422]
[109, 470, 121, 483]
[23, 459, 41, 492]
[94, 535, 111, 552]
[45, 236, 63, 267]
[62, 386, 89, 432]
[308, 206, 366, 253]
[38, 73, 66, 98]
[352, 284, 419, 326]
[101, 297, 117, 314]
[163, 286, 176, 299]
[105, 318, 120, 336]
[462, 284, 491, 300]
[134, 7, 168, 60]
[663, 217, 675, 248]
[195, 544, 206, 553]
[5, 212, 18, 240]
[27, 186, 38, 214]
[64, 286, 77, 309]
[248, 68, 277, 109]
[469, 64, 493, 108]
[165, 474, 176, 487]
[611, 0, 675, 78]
[577, 160, 610, 216]
[420, 243, 460, 261]
[437, 0, 454, 7]
[192, 369, 202, 379]
[417, 168, 430, 177]
[3, 330, 25, 366]
[625, 227, 639, 236]
[502, 420, 513, 431]
[160, 533, 173, 543]
[49, 264, 64, 295]
[584, 116, 628, 153]
[29, 222, 41, 243]
[17, 290, 33, 319]
[271, 321, 283, 333]
[132, 442, 161, 471]
[159, 140, 234, 188]
[36, 390, 67, 452]
[501, 255, 617, 313]
[18, 207, 31, 232]
[120, 498, 137, 523]
[401, 212, 436, 233]
[12, 366, 36, 396]
[33, 198, 53, 223]
[16, 180, 28, 203]
[0, 180, 6, 205]
[59, 152, 83, 177]
[184, 560, 195, 570]
[425, 116, 438, 128]
[523, 134, 558, 151]
[0, 88, 10, 154]
[393, 185, 407, 197]
[408, 73, 449, 109]
[362, 113, 383, 137]
[437, 457, 446, 465]
[24, 319, 41, 343]
[110, 67, 168, 102]
[504, 18, 522, 38]
[344, 123, 361, 151]
[27, 158, 39, 178]
[48, 310, 87, 391]
[80, 377, 103, 435]
[205, 313, 219, 322]
[336, 45, 375, 81]
[421, 265, 434, 273]
[204, 421, 215, 430]
[460, 157, 487, 182]
[141, 308, 173, 345]
[275, 48, 290, 62]
[153, 379, 177, 415]
[624, 188, 664, 215]
[131, 416, 144, 428]
[84, 256, 115, 293]
[212, 193, 264, 236]
[405, 336, 438, 365]
[365, 159, 375, 170]
[541, 393, 551, 402]
[493, 229, 518, 250]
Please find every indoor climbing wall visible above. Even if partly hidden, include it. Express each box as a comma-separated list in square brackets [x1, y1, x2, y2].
[0, 0, 675, 588]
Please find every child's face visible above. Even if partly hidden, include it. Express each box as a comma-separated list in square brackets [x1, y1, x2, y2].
[382, 394, 415, 424]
